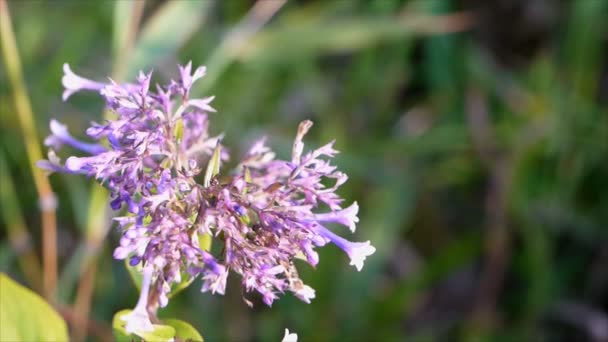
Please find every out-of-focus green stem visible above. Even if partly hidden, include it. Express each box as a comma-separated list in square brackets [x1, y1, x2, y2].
[0, 0, 58, 301]
[195, 0, 287, 94]
[112, 0, 145, 88]
[0, 152, 42, 290]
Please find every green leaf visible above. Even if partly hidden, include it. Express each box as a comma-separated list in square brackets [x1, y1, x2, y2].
[235, 13, 469, 64]
[139, 325, 176, 342]
[203, 143, 222, 187]
[0, 273, 68, 342]
[126, 0, 212, 78]
[164, 318, 204, 341]
[113, 309, 177, 342]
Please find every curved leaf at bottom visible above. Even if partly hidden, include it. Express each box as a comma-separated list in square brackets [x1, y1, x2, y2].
[0, 273, 69, 341]
[164, 318, 204, 341]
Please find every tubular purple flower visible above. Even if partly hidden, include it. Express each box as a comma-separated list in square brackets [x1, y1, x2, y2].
[200, 250, 229, 295]
[293, 284, 315, 303]
[121, 266, 154, 334]
[312, 202, 359, 232]
[178, 61, 206, 95]
[61, 63, 106, 101]
[311, 223, 375, 272]
[45, 120, 107, 155]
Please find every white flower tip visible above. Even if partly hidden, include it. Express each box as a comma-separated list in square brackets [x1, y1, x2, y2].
[113, 247, 129, 259]
[65, 156, 84, 171]
[121, 309, 154, 334]
[61, 64, 82, 100]
[282, 329, 298, 342]
[62, 66, 78, 86]
[201, 266, 228, 295]
[49, 119, 68, 136]
[62, 89, 74, 102]
[192, 65, 207, 82]
[346, 201, 359, 232]
[349, 241, 376, 272]
[294, 285, 316, 304]
[292, 120, 314, 164]
[188, 97, 216, 112]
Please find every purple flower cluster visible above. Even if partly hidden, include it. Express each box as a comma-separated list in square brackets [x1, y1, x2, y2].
[40, 62, 374, 332]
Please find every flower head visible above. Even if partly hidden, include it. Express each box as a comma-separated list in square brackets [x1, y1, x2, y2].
[40, 62, 375, 311]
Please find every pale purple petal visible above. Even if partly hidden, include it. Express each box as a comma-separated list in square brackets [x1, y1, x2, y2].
[62, 63, 106, 101]
[188, 97, 216, 112]
[312, 202, 359, 232]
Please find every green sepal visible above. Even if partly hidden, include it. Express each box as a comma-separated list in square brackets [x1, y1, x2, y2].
[203, 143, 222, 187]
[174, 118, 184, 142]
[198, 232, 212, 252]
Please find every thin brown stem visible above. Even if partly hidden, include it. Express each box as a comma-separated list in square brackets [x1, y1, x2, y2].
[72, 262, 98, 342]
[465, 88, 512, 333]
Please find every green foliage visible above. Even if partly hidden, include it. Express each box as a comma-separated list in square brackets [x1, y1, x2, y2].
[1, 0, 607, 341]
[203, 143, 222, 188]
[0, 274, 68, 342]
[126, 0, 212, 78]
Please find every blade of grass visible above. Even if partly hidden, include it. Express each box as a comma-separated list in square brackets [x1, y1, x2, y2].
[126, 0, 213, 78]
[112, 0, 145, 79]
[0, 151, 42, 290]
[195, 0, 287, 94]
[231, 11, 471, 64]
[0, 0, 58, 301]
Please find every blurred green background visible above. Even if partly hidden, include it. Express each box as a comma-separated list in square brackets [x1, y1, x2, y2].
[1, 0, 608, 341]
